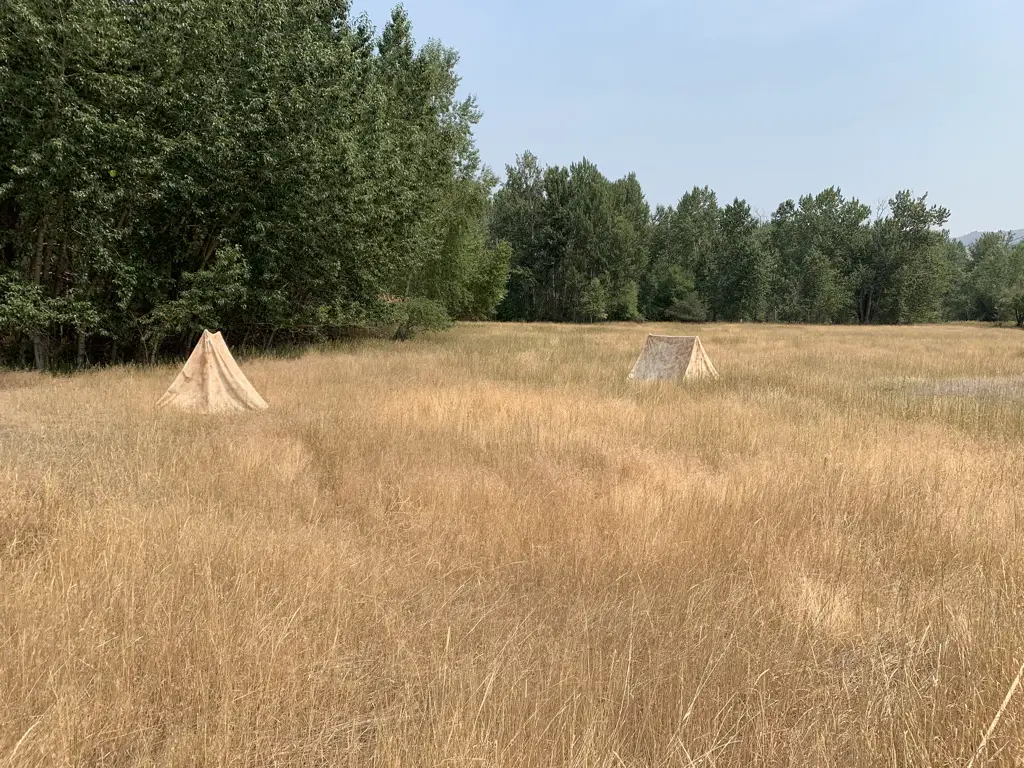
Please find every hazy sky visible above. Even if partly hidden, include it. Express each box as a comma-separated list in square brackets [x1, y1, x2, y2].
[355, 0, 1022, 235]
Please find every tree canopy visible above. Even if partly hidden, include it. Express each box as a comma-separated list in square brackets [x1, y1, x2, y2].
[1, 0, 508, 369]
[491, 152, 1019, 329]
[1, 2, 1020, 370]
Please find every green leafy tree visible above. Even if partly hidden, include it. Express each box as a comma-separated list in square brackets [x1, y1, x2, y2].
[640, 187, 718, 321]
[1, 0, 488, 368]
[412, 169, 512, 321]
[852, 192, 951, 323]
[967, 233, 1024, 325]
[491, 152, 547, 321]
[768, 188, 869, 323]
[715, 199, 771, 321]
[493, 153, 649, 323]
[998, 247, 1024, 327]
[138, 246, 249, 363]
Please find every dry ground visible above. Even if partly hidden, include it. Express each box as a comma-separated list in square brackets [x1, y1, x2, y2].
[2, 322, 1024, 767]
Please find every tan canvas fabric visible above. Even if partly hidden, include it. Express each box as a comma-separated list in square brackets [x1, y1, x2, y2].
[157, 330, 268, 412]
[628, 335, 719, 381]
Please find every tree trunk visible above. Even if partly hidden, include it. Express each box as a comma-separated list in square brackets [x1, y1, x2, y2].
[32, 331, 49, 371]
[198, 230, 219, 270]
[51, 239, 69, 296]
[77, 331, 87, 368]
[28, 219, 47, 284]
[116, 206, 132, 231]
[148, 334, 163, 365]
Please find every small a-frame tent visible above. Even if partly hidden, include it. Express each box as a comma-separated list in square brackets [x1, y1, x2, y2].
[628, 335, 719, 382]
[157, 329, 268, 413]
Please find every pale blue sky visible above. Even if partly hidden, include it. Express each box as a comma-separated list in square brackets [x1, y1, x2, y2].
[355, 0, 1022, 235]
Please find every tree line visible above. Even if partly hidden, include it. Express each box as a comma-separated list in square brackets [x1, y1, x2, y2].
[2, 3, 1022, 371]
[491, 152, 1024, 328]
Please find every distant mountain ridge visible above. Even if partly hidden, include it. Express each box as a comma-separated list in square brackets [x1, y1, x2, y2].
[955, 229, 1024, 248]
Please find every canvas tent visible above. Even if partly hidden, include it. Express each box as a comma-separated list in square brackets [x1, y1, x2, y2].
[628, 335, 719, 381]
[157, 330, 268, 412]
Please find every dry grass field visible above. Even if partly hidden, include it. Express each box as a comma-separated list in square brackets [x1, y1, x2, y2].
[3, 322, 1024, 767]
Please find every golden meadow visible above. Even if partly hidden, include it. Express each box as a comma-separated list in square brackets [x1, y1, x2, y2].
[2, 322, 1023, 766]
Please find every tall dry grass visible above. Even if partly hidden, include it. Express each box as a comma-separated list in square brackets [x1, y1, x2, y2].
[2, 322, 1024, 767]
